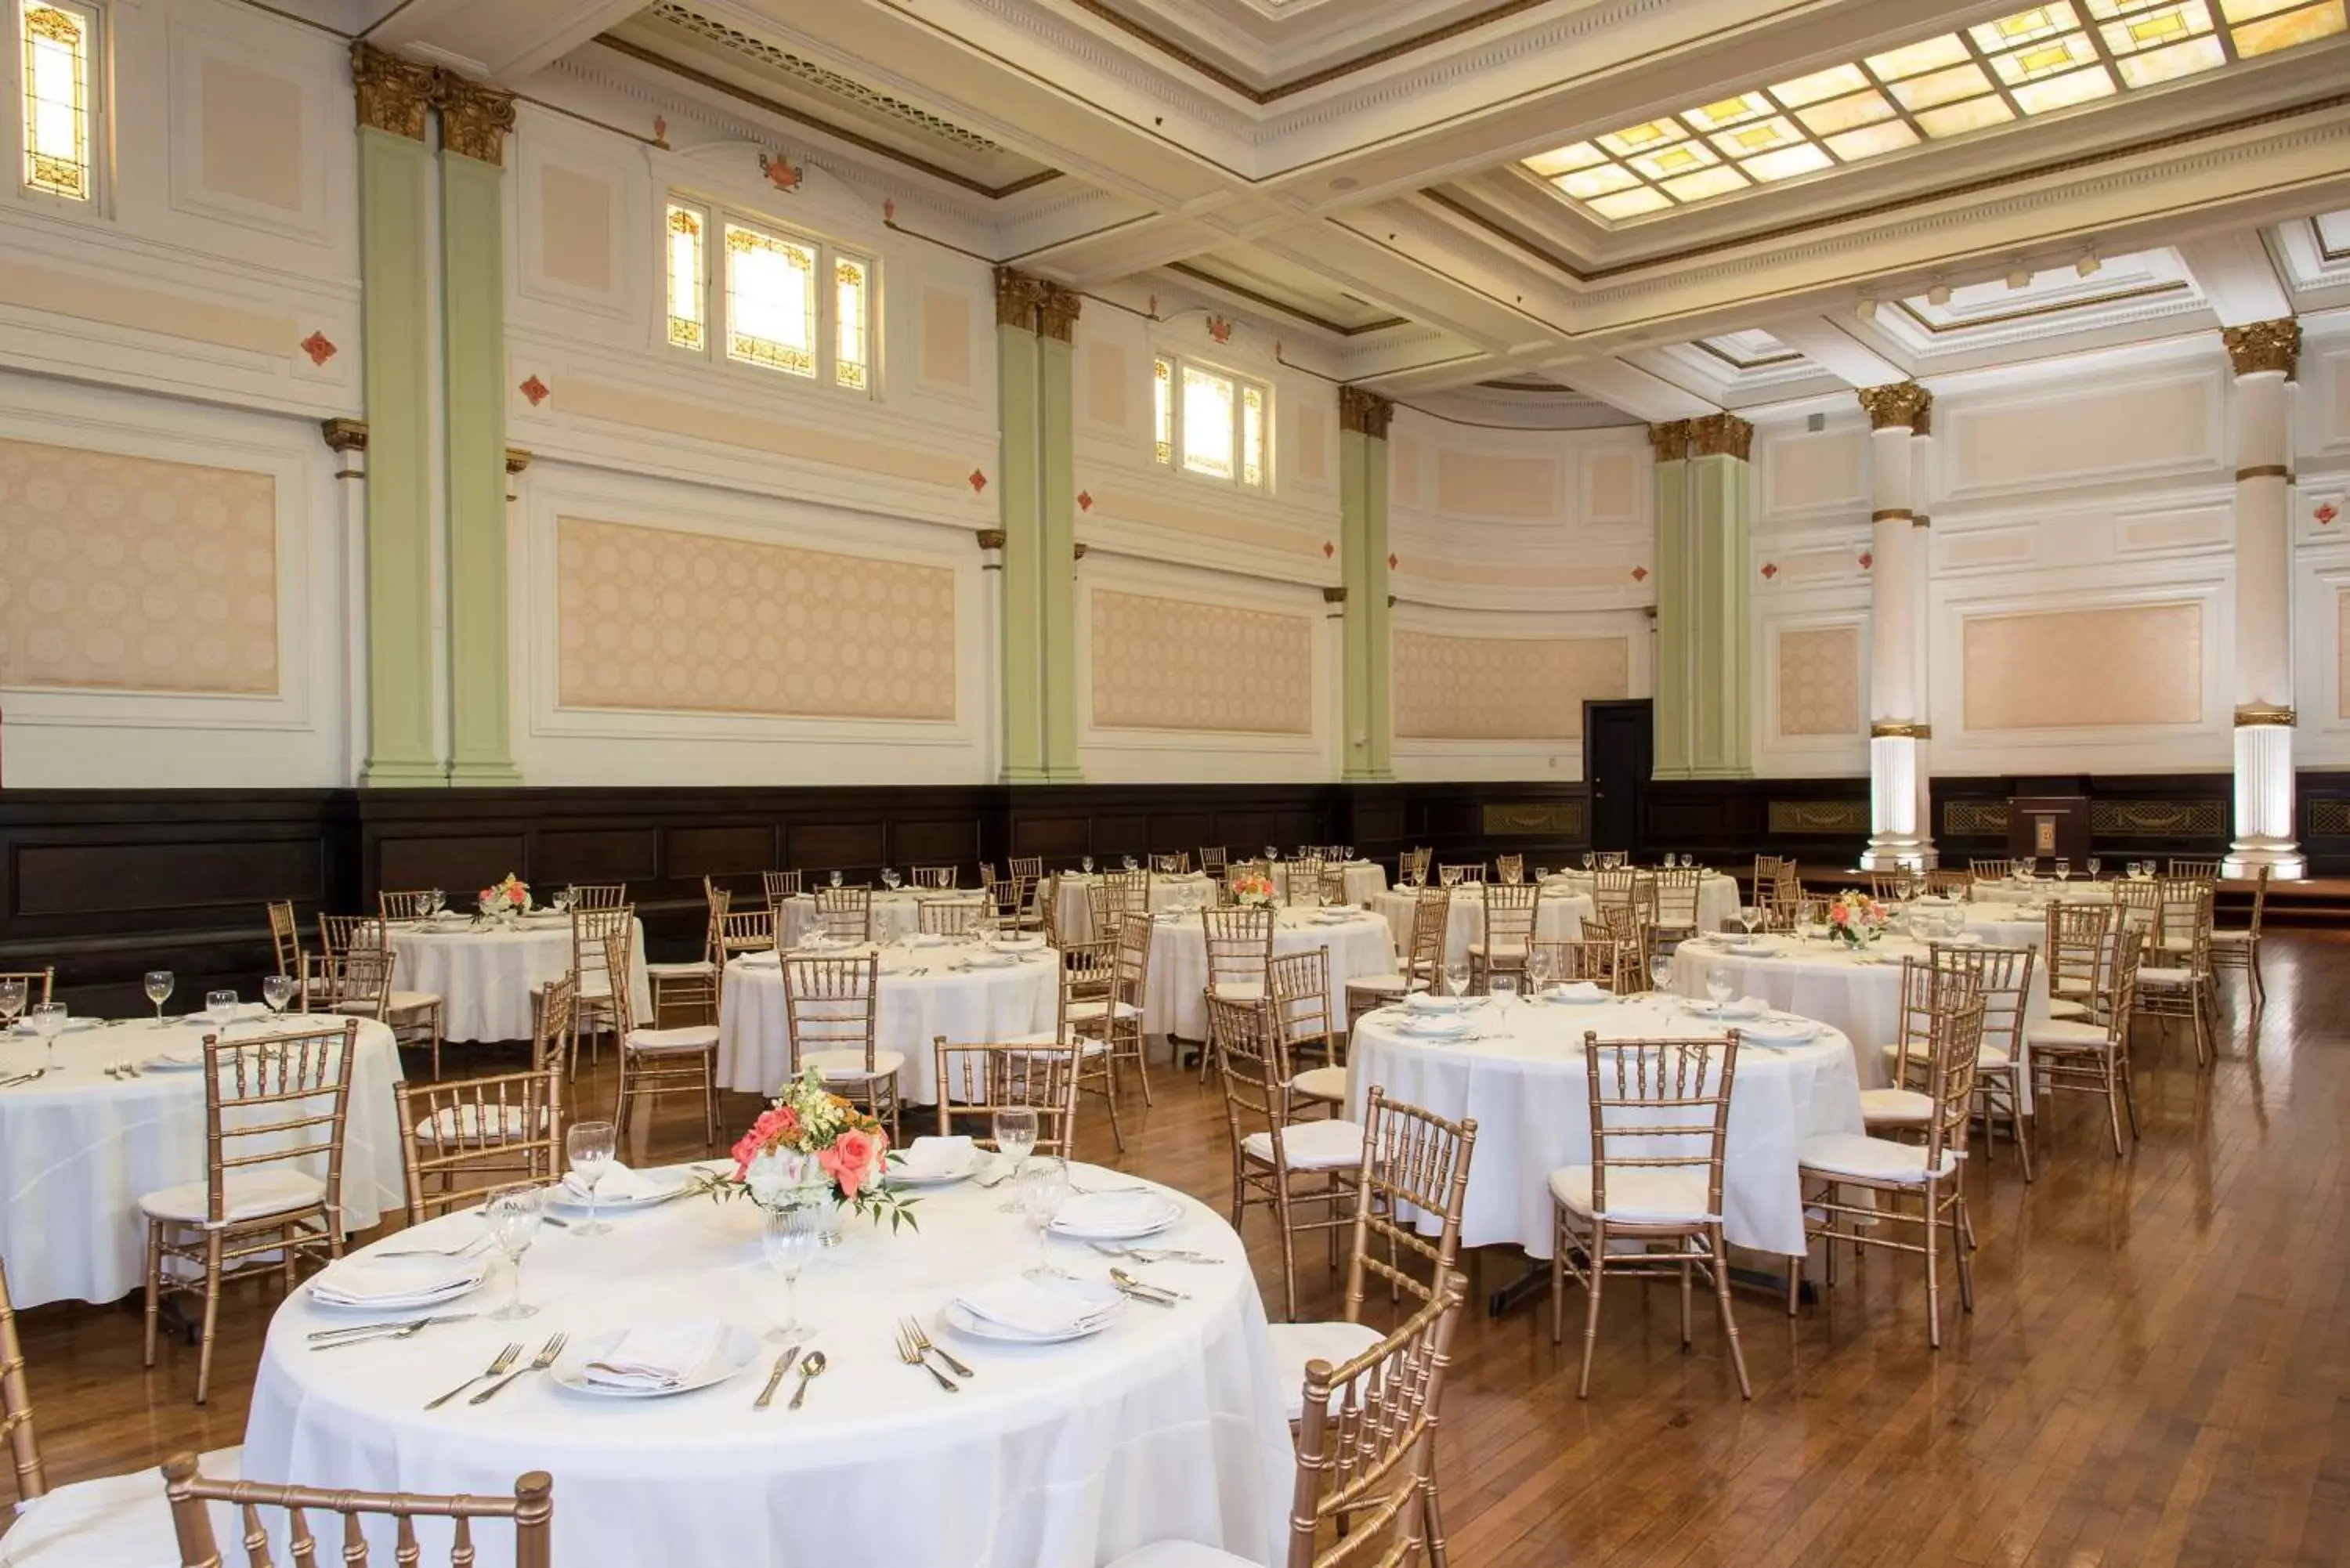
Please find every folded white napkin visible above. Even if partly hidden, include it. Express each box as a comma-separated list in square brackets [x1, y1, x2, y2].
[1551, 981, 1606, 1002]
[897, 1135, 976, 1179]
[581, 1321, 724, 1389]
[906, 931, 955, 947]
[562, 1161, 669, 1204]
[953, 1277, 1122, 1338]
[312, 1252, 483, 1305]
[1053, 1190, 1173, 1235]
[146, 1043, 205, 1067]
[1721, 996, 1768, 1019]
[1403, 992, 1472, 1014]
[971, 1153, 1014, 1187]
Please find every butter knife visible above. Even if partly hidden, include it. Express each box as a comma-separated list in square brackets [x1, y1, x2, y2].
[754, 1345, 800, 1410]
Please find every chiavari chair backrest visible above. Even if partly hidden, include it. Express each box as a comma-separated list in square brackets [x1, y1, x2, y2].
[1594, 903, 1654, 990]
[378, 890, 435, 923]
[1530, 938, 1630, 991]
[267, 901, 305, 978]
[1752, 854, 1793, 898]
[1481, 880, 1540, 953]
[1288, 856, 1327, 904]
[1343, 1090, 1477, 1323]
[0, 966, 55, 1010]
[1198, 847, 1229, 875]
[919, 895, 988, 938]
[1494, 854, 1525, 885]
[1582, 1035, 1738, 1225]
[2158, 878, 2213, 956]
[813, 885, 873, 942]
[1112, 911, 1155, 1013]
[1926, 869, 1972, 898]
[2046, 902, 2114, 1004]
[716, 905, 776, 959]
[1438, 862, 1484, 886]
[1285, 1278, 1462, 1568]
[163, 1452, 554, 1568]
[566, 883, 626, 911]
[782, 954, 878, 1074]
[316, 915, 393, 1013]
[934, 1038, 1079, 1156]
[396, 1054, 564, 1222]
[1591, 866, 1640, 917]
[1269, 947, 1332, 1064]
[1923, 945, 2026, 1073]
[1, 1255, 42, 1503]
[763, 870, 804, 902]
[2111, 877, 2164, 940]
[1870, 869, 1925, 902]
[204, 1021, 360, 1228]
[1153, 851, 1191, 875]
[1108, 865, 1152, 915]
[1007, 856, 1044, 883]
[2166, 858, 2222, 882]
[1207, 995, 1287, 1151]
[1970, 858, 2016, 882]
[2103, 928, 2146, 1032]
[1058, 934, 1117, 1026]
[1404, 886, 1450, 985]
[1653, 865, 1702, 927]
[2237, 864, 2271, 934]
[1318, 863, 1350, 906]
[1402, 847, 1432, 887]
[571, 905, 632, 999]
[1923, 995, 1988, 1170]
[911, 865, 958, 890]
[1203, 905, 1275, 1000]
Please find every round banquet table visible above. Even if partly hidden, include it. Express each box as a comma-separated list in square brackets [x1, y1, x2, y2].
[1144, 907, 1397, 1041]
[1345, 993, 1861, 1259]
[1369, 886, 1595, 971]
[391, 914, 651, 1045]
[775, 890, 937, 946]
[1266, 861, 1388, 906]
[0, 1010, 406, 1308]
[1046, 871, 1216, 939]
[1976, 877, 2117, 905]
[240, 1165, 1294, 1568]
[717, 939, 1059, 1103]
[1671, 931, 2052, 1107]
[1543, 869, 1743, 934]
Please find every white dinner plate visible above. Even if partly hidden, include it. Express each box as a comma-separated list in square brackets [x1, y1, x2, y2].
[1401, 994, 1475, 1015]
[1723, 942, 1777, 957]
[548, 1169, 697, 1212]
[985, 937, 1046, 953]
[309, 1268, 488, 1313]
[888, 1153, 980, 1188]
[549, 1324, 761, 1400]
[960, 952, 1021, 970]
[943, 1281, 1125, 1345]
[1734, 1017, 1821, 1046]
[1398, 1015, 1476, 1039]
[1535, 985, 1611, 1006]
[1050, 1192, 1184, 1240]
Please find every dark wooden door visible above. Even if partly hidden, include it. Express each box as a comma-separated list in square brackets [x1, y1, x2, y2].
[1584, 699, 1652, 854]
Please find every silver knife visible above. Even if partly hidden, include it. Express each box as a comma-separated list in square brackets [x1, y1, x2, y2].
[307, 1312, 478, 1342]
[754, 1345, 801, 1409]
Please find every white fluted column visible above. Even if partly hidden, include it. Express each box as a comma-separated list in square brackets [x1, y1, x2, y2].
[1860, 382, 1935, 870]
[2222, 320, 2305, 879]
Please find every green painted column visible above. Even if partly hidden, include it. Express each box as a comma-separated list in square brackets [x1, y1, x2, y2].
[437, 75, 520, 785]
[1650, 421, 1693, 780]
[350, 46, 442, 786]
[1685, 414, 1755, 779]
[1338, 389, 1395, 781]
[993, 270, 1048, 783]
[1037, 286, 1083, 782]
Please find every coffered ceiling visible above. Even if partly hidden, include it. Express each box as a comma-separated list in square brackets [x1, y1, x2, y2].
[367, 0, 2350, 421]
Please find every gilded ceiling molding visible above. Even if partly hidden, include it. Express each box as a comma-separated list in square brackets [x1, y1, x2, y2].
[1687, 413, 1752, 461]
[1910, 400, 1930, 438]
[351, 43, 436, 141]
[2222, 318, 2300, 378]
[1037, 284, 1083, 344]
[995, 268, 1049, 331]
[1856, 382, 1932, 432]
[1647, 420, 1689, 462]
[438, 74, 517, 168]
[1339, 388, 1394, 439]
[319, 417, 368, 452]
[1322, 586, 1347, 604]
[504, 448, 533, 475]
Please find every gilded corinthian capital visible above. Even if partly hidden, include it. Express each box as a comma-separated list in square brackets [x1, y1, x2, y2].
[1037, 284, 1083, 344]
[1687, 412, 1753, 461]
[1647, 420, 1690, 461]
[1856, 381, 1932, 431]
[438, 74, 517, 167]
[994, 268, 1050, 331]
[1339, 387, 1394, 439]
[2222, 318, 2299, 378]
[352, 42, 437, 141]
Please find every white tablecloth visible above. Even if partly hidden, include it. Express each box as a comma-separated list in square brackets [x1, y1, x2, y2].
[1943, 900, 2049, 952]
[240, 1166, 1292, 1568]
[0, 1013, 406, 1307]
[1047, 873, 1216, 940]
[392, 916, 651, 1044]
[1267, 862, 1387, 906]
[1144, 909, 1397, 1040]
[1368, 887, 1595, 972]
[1542, 869, 1743, 934]
[718, 941, 1060, 1103]
[776, 891, 935, 945]
[1346, 994, 1861, 1258]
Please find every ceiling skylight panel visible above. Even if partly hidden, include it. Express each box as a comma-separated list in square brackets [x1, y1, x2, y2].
[1822, 120, 1920, 159]
[1660, 165, 1750, 201]
[1589, 187, 1672, 219]
[1769, 63, 1872, 106]
[1680, 92, 1774, 131]
[2115, 33, 2228, 78]
[1741, 143, 1835, 180]
[1866, 34, 1973, 78]
[2227, 0, 2345, 52]
[2010, 64, 2118, 109]
[1914, 96, 2017, 135]
[1598, 119, 1686, 155]
[1971, 4, 2082, 49]
[1887, 61, 1997, 109]
[1555, 163, 1640, 198]
[1627, 139, 1719, 181]
[1523, 143, 1605, 176]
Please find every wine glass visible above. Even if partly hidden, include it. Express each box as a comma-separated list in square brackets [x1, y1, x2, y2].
[1581, 852, 1595, 871]
[1704, 965, 1733, 1017]
[993, 1107, 1039, 1211]
[425, 888, 445, 918]
[1649, 952, 1673, 995]
[262, 974, 295, 1021]
[2087, 858, 2102, 880]
[1444, 959, 1470, 999]
[28, 1002, 66, 1074]
[1080, 856, 1094, 875]
[484, 1183, 544, 1321]
[1018, 1162, 1072, 1282]
[1525, 947, 1553, 999]
[881, 868, 902, 891]
[1737, 905, 1762, 941]
[206, 988, 239, 1034]
[0, 977, 25, 1037]
[1264, 846, 1280, 863]
[1488, 971, 1519, 1004]
[2054, 858, 2071, 882]
[144, 970, 175, 1028]
[566, 1120, 616, 1236]
[761, 1204, 824, 1341]
[828, 869, 843, 889]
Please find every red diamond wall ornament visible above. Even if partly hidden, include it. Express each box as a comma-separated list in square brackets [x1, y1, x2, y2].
[2319, 502, 2340, 527]
[1206, 314, 1233, 345]
[761, 154, 803, 192]
[1630, 565, 1648, 582]
[1760, 562, 1778, 579]
[300, 331, 336, 367]
[1322, 541, 1336, 558]
[968, 469, 988, 493]
[1857, 551, 1873, 569]
[519, 375, 549, 406]
[1077, 490, 1094, 511]
[1386, 553, 1398, 570]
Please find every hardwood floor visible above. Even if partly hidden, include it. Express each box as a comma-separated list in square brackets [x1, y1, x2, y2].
[12, 935, 2348, 1565]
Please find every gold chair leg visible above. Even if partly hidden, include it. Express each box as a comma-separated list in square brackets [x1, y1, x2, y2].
[1577, 1224, 1606, 1399]
[194, 1234, 224, 1405]
[142, 1219, 163, 1368]
[1712, 1230, 1752, 1400]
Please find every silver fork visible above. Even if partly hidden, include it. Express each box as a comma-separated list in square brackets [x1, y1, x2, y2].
[379, 1235, 492, 1261]
[1088, 1242, 1221, 1266]
[426, 1343, 519, 1408]
[470, 1332, 565, 1404]
[903, 1317, 973, 1379]
[895, 1323, 958, 1393]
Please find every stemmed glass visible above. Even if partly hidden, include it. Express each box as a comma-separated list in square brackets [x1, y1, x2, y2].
[761, 1205, 823, 1341]
[1488, 971, 1519, 1005]
[262, 974, 295, 1022]
[1737, 905, 1762, 941]
[144, 970, 175, 1028]
[1080, 856, 1094, 875]
[1122, 855, 1137, 872]
[1444, 959, 1470, 999]
[993, 1107, 1038, 1212]
[425, 889, 445, 918]
[1650, 952, 1673, 996]
[0, 977, 25, 1039]
[206, 988, 240, 1035]
[1581, 852, 1596, 871]
[566, 1120, 616, 1236]
[2087, 858, 2102, 880]
[484, 1183, 544, 1321]
[1704, 964, 1734, 1017]
[828, 870, 843, 889]
[1264, 846, 1280, 863]
[881, 868, 902, 891]
[1018, 1162, 1072, 1282]
[1525, 947, 1553, 999]
[28, 1002, 66, 1073]
[2054, 858, 2071, 882]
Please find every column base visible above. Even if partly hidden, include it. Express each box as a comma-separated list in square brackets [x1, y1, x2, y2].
[360, 757, 449, 788]
[2223, 840, 2305, 880]
[1864, 733, 1936, 871]
[1000, 765, 1054, 784]
[446, 759, 522, 787]
[1860, 840, 1938, 873]
[2227, 720, 2303, 880]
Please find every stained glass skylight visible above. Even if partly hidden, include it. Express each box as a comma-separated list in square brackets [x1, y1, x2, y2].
[1522, 0, 2345, 221]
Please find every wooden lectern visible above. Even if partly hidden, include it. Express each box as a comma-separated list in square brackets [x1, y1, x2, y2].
[2009, 793, 2089, 871]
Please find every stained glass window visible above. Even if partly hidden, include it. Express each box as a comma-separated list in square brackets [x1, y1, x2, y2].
[725, 222, 816, 377]
[665, 204, 706, 352]
[21, 1, 90, 201]
[833, 255, 869, 390]
[1241, 385, 1266, 488]
[1152, 356, 1173, 466]
[1155, 354, 1269, 488]
[1180, 365, 1234, 479]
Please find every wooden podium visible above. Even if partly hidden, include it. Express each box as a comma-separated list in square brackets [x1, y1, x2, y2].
[2009, 793, 2089, 871]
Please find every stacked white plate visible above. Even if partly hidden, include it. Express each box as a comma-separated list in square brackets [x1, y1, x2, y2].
[550, 1162, 694, 1212]
[1401, 993, 1474, 1016]
[1537, 981, 1611, 1006]
[1051, 1190, 1182, 1240]
[1399, 1013, 1475, 1040]
[946, 1276, 1125, 1344]
[890, 1135, 982, 1187]
[551, 1321, 760, 1398]
[310, 1251, 489, 1311]
[1732, 1013, 1821, 1047]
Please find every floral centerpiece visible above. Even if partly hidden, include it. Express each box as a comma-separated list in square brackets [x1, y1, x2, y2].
[1824, 889, 1889, 949]
[473, 873, 530, 925]
[710, 1064, 918, 1237]
[1231, 873, 1276, 909]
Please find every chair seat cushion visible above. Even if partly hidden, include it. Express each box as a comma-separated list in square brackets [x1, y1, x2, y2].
[2206, 929, 2254, 945]
[332, 991, 439, 1017]
[1466, 941, 1527, 961]
[1878, 1042, 2013, 1073]
[1264, 1319, 1384, 1422]
[1859, 1086, 1934, 1126]
[802, 1048, 906, 1082]
[645, 960, 718, 977]
[1206, 980, 1264, 1003]
[1065, 999, 1143, 1023]
[2, 1446, 241, 1568]
[1242, 1118, 1365, 1172]
[414, 1103, 546, 1142]
[138, 1169, 324, 1226]
[2028, 1019, 2113, 1049]
[2052, 978, 2093, 997]
[1547, 1164, 1716, 1224]
[1798, 1132, 1956, 1183]
[626, 1024, 720, 1054]
[1103, 1545, 1257, 1568]
[2138, 965, 2196, 985]
[1289, 1064, 1349, 1103]
[2046, 997, 2091, 1021]
[1343, 973, 1412, 995]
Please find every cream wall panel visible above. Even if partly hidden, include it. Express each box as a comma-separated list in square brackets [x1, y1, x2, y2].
[1774, 626, 1860, 738]
[1961, 602, 2204, 730]
[1393, 630, 1627, 741]
[920, 289, 975, 391]
[196, 59, 306, 216]
[1082, 341, 1128, 432]
[1762, 428, 1867, 518]
[1584, 452, 1636, 525]
[1296, 402, 1327, 485]
[1434, 448, 1556, 521]
[1942, 370, 2224, 499]
[537, 168, 615, 295]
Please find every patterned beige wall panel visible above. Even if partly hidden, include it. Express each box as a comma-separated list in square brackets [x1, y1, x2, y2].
[1764, 430, 1864, 514]
[1090, 590, 1314, 734]
[1394, 630, 1628, 740]
[1950, 378, 2211, 490]
[1435, 450, 1557, 520]
[1777, 625, 1860, 736]
[918, 287, 973, 388]
[539, 166, 613, 294]
[201, 59, 305, 212]
[0, 438, 279, 695]
[1961, 602, 2202, 730]
[555, 516, 956, 721]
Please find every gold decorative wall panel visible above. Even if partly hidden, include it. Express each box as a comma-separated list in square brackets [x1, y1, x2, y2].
[1943, 800, 2012, 837]
[1393, 630, 1628, 741]
[1777, 625, 1860, 736]
[1961, 602, 2202, 730]
[555, 516, 956, 720]
[1768, 800, 1868, 835]
[1090, 590, 1314, 734]
[2090, 800, 2224, 837]
[1483, 801, 1582, 837]
[0, 439, 279, 695]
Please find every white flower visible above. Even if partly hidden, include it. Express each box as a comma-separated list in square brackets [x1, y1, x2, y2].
[745, 1147, 822, 1208]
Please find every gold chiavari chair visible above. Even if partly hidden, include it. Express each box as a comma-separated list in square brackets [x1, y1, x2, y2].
[142, 1020, 360, 1403]
[1065, 912, 1155, 1116]
[1271, 948, 1345, 1115]
[1594, 903, 1655, 992]
[1209, 994, 1366, 1321]
[645, 887, 726, 1029]
[2026, 929, 2146, 1156]
[1202, 905, 1275, 1004]
[1316, 862, 1350, 907]
[1551, 1034, 1752, 1399]
[559, 904, 634, 1061]
[2, 1253, 38, 1506]
[1651, 865, 1703, 947]
[762, 869, 804, 905]
[2135, 881, 2216, 1067]
[813, 885, 874, 944]
[1590, 865, 1642, 923]
[1153, 851, 1191, 875]
[1970, 858, 2017, 882]
[2044, 901, 2113, 1022]
[0, 965, 55, 1012]
[163, 1452, 553, 1568]
[566, 882, 627, 911]
[2166, 857, 2222, 881]
[1198, 846, 1229, 876]
[1050, 935, 1129, 1150]
[783, 953, 899, 1140]
[1400, 846, 1432, 887]
[716, 903, 777, 959]
[1287, 856, 1327, 906]
[935, 1037, 1081, 1157]
[1925, 869, 1973, 898]
[1793, 990, 1986, 1349]
[1870, 869, 1925, 902]
[317, 913, 446, 1078]
[398, 976, 569, 1223]
[1751, 854, 1794, 905]
[377, 890, 436, 923]
[984, 870, 1032, 934]
[1867, 947, 2036, 1180]
[2207, 864, 2269, 1006]
[612, 930, 722, 1154]
[1008, 855, 1044, 883]
[1529, 937, 1633, 992]
[1760, 868, 1810, 934]
[266, 900, 306, 981]
[1469, 880, 1540, 994]
[1437, 862, 1484, 887]
[1088, 869, 1148, 939]
[919, 894, 988, 938]
[911, 865, 958, 890]
[1344, 883, 1447, 1027]
[1494, 853, 1525, 885]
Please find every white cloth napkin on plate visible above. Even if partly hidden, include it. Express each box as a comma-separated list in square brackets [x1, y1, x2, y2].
[1720, 996, 1768, 1018]
[897, 1136, 976, 1179]
[1551, 981, 1606, 1002]
[582, 1321, 724, 1389]
[312, 1252, 483, 1305]
[562, 1161, 668, 1204]
[1053, 1190, 1173, 1235]
[953, 1277, 1122, 1338]
[1403, 992, 1470, 1014]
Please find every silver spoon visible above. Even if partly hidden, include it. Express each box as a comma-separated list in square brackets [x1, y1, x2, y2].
[788, 1349, 826, 1410]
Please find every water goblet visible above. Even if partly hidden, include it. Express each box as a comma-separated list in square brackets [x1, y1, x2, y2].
[484, 1183, 544, 1321]
[828, 869, 843, 890]
[262, 974, 295, 1021]
[2087, 858, 2102, 880]
[144, 970, 175, 1028]
[993, 1107, 1039, 1212]
[566, 1120, 617, 1236]
[28, 1002, 67, 1073]
[761, 1204, 824, 1341]
[1737, 905, 1762, 941]
[1525, 947, 1553, 998]
[1080, 856, 1094, 876]
[1704, 965, 1734, 1017]
[206, 988, 240, 1034]
[1340, 847, 1354, 862]
[1122, 855, 1137, 873]
[1650, 952, 1673, 995]
[425, 888, 445, 917]
[1440, 865, 1460, 889]
[1581, 852, 1595, 871]
[881, 868, 902, 891]
[1488, 971, 1519, 1005]
[1444, 959, 1470, 999]
[1018, 1162, 1073, 1282]
[2055, 858, 2071, 882]
[0, 977, 26, 1036]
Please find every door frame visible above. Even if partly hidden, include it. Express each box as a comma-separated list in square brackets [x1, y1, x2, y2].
[1582, 698, 1654, 854]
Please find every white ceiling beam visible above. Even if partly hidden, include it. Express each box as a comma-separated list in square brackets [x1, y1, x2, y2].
[1537, 358, 1717, 423]
[2175, 229, 2294, 327]
[1762, 315, 1908, 388]
[372, 0, 649, 82]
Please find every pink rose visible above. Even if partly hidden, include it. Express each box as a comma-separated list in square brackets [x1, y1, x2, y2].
[730, 1105, 801, 1176]
[820, 1128, 880, 1200]
[1828, 905, 1849, 925]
